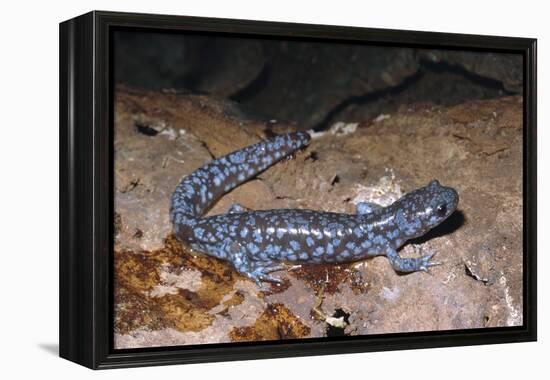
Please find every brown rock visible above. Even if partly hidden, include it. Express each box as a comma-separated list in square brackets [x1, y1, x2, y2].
[114, 87, 523, 348]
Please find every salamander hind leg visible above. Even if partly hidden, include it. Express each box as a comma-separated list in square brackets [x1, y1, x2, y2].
[248, 262, 286, 286]
[226, 241, 285, 286]
[385, 248, 441, 273]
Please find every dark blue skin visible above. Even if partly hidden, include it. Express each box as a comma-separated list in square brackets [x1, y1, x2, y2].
[171, 131, 459, 285]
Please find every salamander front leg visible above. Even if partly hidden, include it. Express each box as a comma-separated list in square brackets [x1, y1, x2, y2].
[385, 248, 441, 273]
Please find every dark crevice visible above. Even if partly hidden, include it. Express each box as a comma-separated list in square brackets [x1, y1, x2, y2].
[306, 151, 319, 162]
[464, 264, 477, 280]
[275, 195, 296, 201]
[464, 264, 490, 285]
[313, 59, 518, 132]
[179, 67, 205, 93]
[200, 141, 216, 160]
[263, 124, 280, 139]
[418, 59, 517, 95]
[313, 70, 425, 131]
[326, 308, 351, 337]
[120, 178, 140, 194]
[135, 121, 160, 136]
[229, 63, 272, 102]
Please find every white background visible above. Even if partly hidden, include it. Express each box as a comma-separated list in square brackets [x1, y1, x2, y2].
[1, 0, 547, 378]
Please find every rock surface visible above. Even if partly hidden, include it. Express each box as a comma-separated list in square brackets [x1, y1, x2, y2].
[114, 87, 523, 348]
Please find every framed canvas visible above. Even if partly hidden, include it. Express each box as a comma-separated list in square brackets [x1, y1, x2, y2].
[59, 11, 537, 369]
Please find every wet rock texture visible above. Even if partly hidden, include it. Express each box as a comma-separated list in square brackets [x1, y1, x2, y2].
[114, 87, 523, 348]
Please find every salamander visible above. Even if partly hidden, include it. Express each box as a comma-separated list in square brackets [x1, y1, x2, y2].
[170, 131, 459, 285]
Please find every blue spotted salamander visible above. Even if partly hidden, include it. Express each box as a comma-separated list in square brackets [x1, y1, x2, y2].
[171, 131, 459, 285]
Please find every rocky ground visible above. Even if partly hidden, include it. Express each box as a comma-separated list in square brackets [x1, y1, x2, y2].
[113, 86, 523, 349]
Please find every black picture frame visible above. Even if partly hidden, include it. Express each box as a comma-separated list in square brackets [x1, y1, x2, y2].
[59, 10, 537, 369]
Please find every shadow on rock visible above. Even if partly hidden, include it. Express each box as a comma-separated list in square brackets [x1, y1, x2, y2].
[409, 209, 466, 245]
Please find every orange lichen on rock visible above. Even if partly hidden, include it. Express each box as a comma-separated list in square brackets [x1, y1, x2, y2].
[114, 235, 239, 334]
[290, 263, 369, 295]
[229, 303, 311, 342]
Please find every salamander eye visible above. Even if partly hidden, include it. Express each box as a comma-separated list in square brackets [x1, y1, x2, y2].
[436, 203, 447, 216]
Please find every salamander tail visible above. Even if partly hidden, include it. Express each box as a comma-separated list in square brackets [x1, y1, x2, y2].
[170, 131, 311, 240]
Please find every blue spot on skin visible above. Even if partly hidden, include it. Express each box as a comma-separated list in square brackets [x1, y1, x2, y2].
[240, 228, 249, 238]
[253, 230, 263, 243]
[194, 227, 205, 240]
[299, 252, 308, 260]
[353, 227, 363, 238]
[230, 151, 246, 164]
[200, 187, 207, 202]
[247, 242, 260, 255]
[373, 235, 386, 245]
[266, 244, 281, 256]
[361, 240, 372, 249]
[288, 254, 298, 261]
[306, 237, 315, 247]
[356, 202, 372, 214]
[276, 229, 285, 239]
[395, 209, 407, 230]
[289, 240, 300, 250]
[314, 246, 324, 257]
[313, 229, 323, 240]
[388, 229, 400, 239]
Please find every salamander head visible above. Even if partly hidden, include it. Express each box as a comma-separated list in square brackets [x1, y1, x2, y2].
[393, 180, 459, 239]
